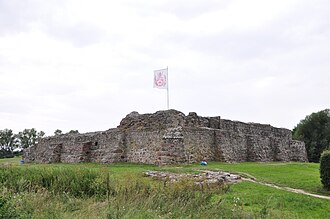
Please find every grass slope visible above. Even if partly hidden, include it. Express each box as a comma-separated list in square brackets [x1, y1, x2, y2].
[172, 162, 328, 195]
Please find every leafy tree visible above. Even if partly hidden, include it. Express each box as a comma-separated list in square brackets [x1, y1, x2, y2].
[0, 129, 19, 158]
[17, 128, 43, 149]
[38, 131, 45, 138]
[67, 130, 79, 134]
[0, 129, 19, 152]
[293, 109, 330, 162]
[54, 129, 63, 136]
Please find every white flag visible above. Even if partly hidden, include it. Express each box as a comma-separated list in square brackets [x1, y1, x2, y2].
[153, 68, 168, 89]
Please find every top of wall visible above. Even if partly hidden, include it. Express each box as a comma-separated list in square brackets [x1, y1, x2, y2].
[118, 110, 223, 130]
[117, 109, 291, 137]
[118, 110, 186, 130]
[42, 110, 291, 139]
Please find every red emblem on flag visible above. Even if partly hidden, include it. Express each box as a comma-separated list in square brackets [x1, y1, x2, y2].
[154, 69, 168, 89]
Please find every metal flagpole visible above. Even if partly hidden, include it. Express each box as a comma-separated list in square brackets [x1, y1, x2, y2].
[167, 66, 169, 110]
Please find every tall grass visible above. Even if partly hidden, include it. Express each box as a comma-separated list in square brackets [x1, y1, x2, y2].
[0, 166, 109, 198]
[0, 166, 240, 218]
[106, 177, 229, 219]
[1, 162, 330, 218]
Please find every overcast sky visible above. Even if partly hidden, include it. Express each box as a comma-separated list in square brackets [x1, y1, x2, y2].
[0, 0, 329, 135]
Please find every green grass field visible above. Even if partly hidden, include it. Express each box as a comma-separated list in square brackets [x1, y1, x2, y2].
[0, 157, 329, 218]
[161, 162, 329, 195]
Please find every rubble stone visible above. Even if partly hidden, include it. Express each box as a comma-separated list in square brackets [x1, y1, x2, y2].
[144, 170, 242, 184]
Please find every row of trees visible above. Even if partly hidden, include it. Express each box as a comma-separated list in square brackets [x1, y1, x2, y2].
[0, 129, 44, 150]
[0, 128, 44, 158]
[0, 128, 79, 158]
[293, 109, 330, 162]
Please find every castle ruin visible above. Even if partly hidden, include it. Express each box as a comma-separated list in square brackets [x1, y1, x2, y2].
[23, 110, 308, 164]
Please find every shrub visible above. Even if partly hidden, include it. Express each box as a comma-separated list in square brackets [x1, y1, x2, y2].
[0, 149, 14, 159]
[320, 150, 330, 190]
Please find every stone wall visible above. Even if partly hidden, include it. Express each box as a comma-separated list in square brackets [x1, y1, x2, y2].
[125, 130, 163, 164]
[23, 110, 308, 164]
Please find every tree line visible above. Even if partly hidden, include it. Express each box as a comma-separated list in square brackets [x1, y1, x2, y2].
[0, 129, 79, 158]
[293, 109, 330, 162]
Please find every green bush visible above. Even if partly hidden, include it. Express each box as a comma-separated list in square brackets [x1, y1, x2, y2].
[0, 149, 14, 159]
[320, 150, 330, 190]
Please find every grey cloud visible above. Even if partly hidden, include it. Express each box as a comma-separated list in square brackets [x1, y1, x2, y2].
[0, 56, 8, 67]
[129, 0, 231, 20]
[159, 0, 330, 62]
[185, 31, 293, 60]
[165, 0, 231, 19]
[34, 82, 79, 96]
[45, 22, 106, 47]
[0, 0, 64, 36]
[0, 95, 35, 114]
[0, 0, 35, 35]
[0, 0, 104, 47]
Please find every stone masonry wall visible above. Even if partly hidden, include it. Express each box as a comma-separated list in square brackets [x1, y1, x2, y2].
[23, 110, 308, 164]
[125, 130, 163, 164]
[183, 128, 218, 163]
